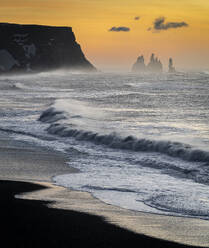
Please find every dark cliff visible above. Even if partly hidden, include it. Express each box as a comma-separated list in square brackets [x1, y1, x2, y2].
[0, 23, 96, 73]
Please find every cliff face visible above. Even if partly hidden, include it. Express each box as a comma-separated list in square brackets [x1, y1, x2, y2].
[0, 23, 96, 73]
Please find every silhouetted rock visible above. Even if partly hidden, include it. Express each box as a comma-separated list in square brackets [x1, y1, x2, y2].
[0, 23, 96, 74]
[132, 55, 146, 72]
[132, 53, 163, 73]
[147, 53, 163, 73]
[168, 58, 176, 73]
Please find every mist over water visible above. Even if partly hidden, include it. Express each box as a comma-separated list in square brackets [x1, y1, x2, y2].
[1, 71, 209, 219]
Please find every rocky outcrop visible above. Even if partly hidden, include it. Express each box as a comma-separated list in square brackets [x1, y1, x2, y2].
[132, 55, 146, 72]
[0, 23, 96, 73]
[147, 53, 163, 73]
[168, 58, 176, 73]
[132, 53, 163, 73]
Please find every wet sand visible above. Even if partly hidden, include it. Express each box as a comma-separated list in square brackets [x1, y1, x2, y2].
[0, 137, 208, 247]
[19, 180, 209, 247]
[1, 180, 204, 248]
[0, 137, 78, 182]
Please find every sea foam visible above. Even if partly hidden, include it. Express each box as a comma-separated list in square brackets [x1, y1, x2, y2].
[39, 105, 209, 164]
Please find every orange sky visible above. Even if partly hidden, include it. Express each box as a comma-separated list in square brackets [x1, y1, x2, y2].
[1, 0, 209, 71]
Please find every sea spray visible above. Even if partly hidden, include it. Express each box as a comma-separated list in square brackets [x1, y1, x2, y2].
[39, 106, 209, 164]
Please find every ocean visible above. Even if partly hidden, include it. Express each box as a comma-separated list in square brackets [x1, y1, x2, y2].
[0, 71, 209, 219]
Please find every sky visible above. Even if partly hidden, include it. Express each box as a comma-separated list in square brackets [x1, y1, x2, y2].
[1, 0, 209, 71]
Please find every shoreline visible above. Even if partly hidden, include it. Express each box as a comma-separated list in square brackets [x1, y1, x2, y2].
[16, 178, 209, 247]
[1, 179, 204, 248]
[1, 137, 209, 247]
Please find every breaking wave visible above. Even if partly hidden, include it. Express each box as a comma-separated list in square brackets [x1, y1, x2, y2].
[39, 107, 209, 164]
[83, 185, 137, 193]
[0, 126, 55, 141]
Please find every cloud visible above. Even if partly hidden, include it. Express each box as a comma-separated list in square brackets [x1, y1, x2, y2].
[109, 26, 130, 32]
[149, 17, 188, 31]
[134, 16, 140, 20]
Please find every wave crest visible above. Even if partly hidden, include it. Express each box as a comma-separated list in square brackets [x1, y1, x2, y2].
[39, 107, 209, 163]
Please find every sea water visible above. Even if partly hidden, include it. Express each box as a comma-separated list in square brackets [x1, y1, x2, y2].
[0, 71, 209, 219]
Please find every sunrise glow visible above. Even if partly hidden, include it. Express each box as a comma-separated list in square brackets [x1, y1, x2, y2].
[1, 0, 209, 70]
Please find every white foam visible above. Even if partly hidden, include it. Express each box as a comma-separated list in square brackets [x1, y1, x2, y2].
[54, 157, 209, 219]
[1, 71, 209, 220]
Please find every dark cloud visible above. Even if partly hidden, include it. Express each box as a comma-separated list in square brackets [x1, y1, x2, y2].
[150, 17, 188, 31]
[134, 16, 140, 20]
[109, 26, 130, 32]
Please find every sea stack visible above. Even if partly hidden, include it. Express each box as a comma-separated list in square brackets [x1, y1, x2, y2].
[132, 53, 163, 73]
[0, 23, 96, 74]
[147, 53, 163, 73]
[168, 58, 176, 73]
[132, 55, 146, 72]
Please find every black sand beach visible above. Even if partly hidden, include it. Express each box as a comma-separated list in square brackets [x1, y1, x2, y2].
[0, 179, 204, 248]
[0, 137, 209, 248]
